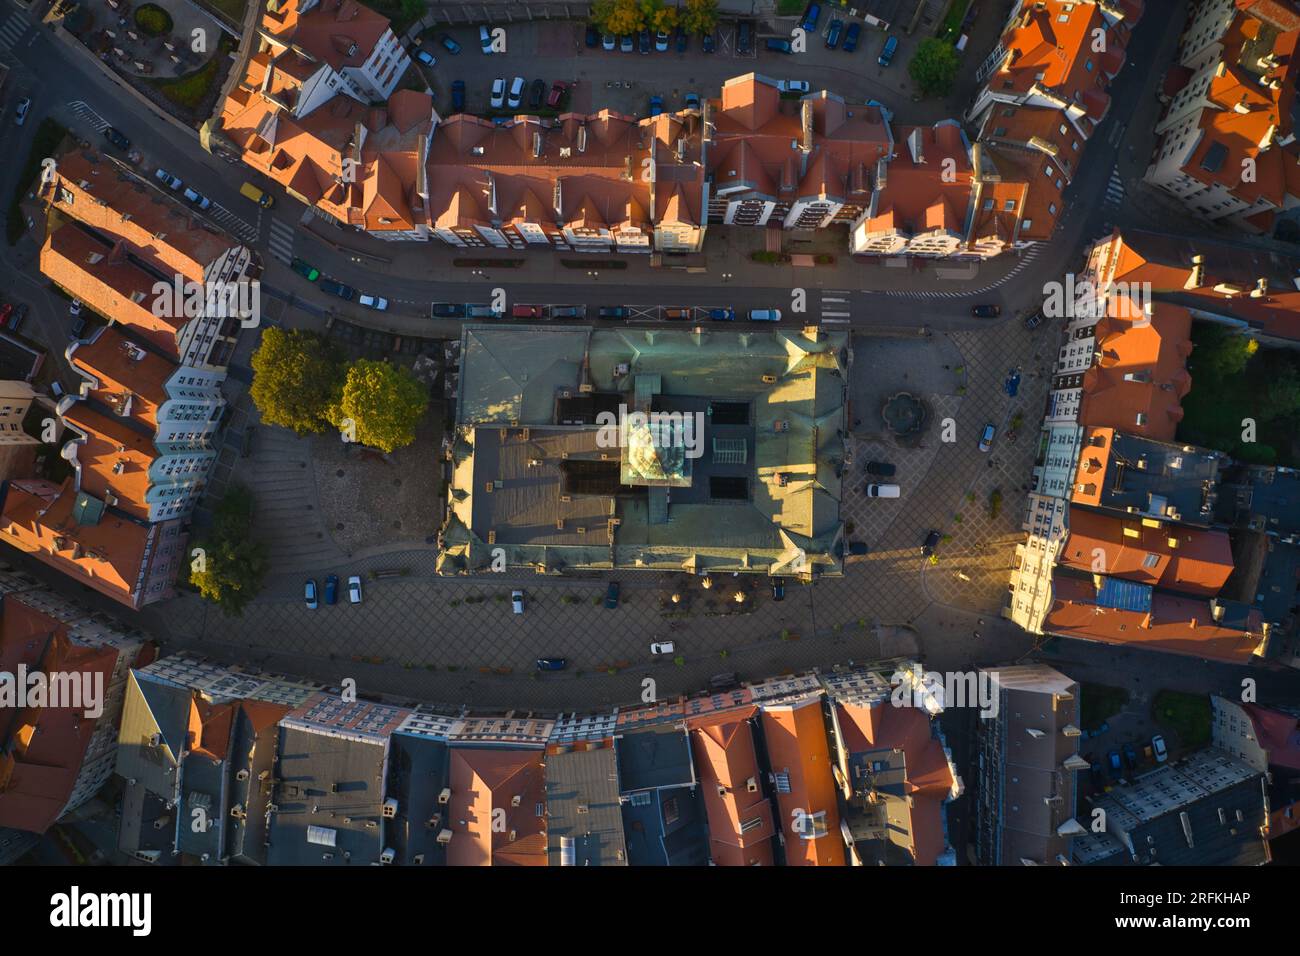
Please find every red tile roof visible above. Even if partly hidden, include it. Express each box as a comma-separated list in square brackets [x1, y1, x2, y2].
[1060, 507, 1234, 596]
[688, 707, 776, 866]
[759, 697, 845, 866]
[446, 748, 547, 866]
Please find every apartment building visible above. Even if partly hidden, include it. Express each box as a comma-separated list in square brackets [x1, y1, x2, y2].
[1211, 694, 1300, 841]
[0, 381, 40, 448]
[1146, 0, 1300, 233]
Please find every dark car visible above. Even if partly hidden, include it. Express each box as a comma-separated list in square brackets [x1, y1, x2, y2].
[547, 80, 568, 108]
[1086, 753, 1103, 788]
[865, 460, 896, 477]
[825, 19, 843, 49]
[1122, 742, 1139, 771]
[771, 577, 786, 601]
[843, 21, 861, 52]
[432, 302, 466, 318]
[639, 30, 651, 54]
[598, 306, 628, 319]
[1107, 749, 1123, 778]
[289, 257, 320, 281]
[878, 34, 899, 66]
[451, 79, 466, 111]
[765, 37, 793, 53]
[707, 308, 735, 321]
[324, 574, 339, 606]
[709, 672, 739, 691]
[971, 303, 1001, 318]
[528, 78, 546, 110]
[1024, 311, 1044, 330]
[440, 33, 461, 54]
[585, 24, 600, 48]
[962, 4, 980, 30]
[412, 48, 436, 67]
[648, 95, 664, 116]
[319, 278, 356, 301]
[847, 541, 870, 556]
[676, 27, 688, 52]
[702, 32, 716, 53]
[536, 657, 568, 671]
[103, 126, 131, 150]
[7, 303, 27, 332]
[737, 21, 752, 54]
[922, 529, 942, 557]
[1004, 370, 1021, 397]
[604, 581, 620, 609]
[800, 2, 821, 32]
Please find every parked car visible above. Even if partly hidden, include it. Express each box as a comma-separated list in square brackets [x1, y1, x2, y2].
[103, 126, 131, 150]
[547, 81, 569, 108]
[1122, 742, 1139, 771]
[865, 483, 901, 498]
[620, 34, 634, 53]
[528, 78, 546, 110]
[1086, 753, 1103, 787]
[440, 33, 461, 54]
[707, 307, 735, 321]
[305, 579, 318, 609]
[684, 91, 701, 110]
[847, 541, 869, 555]
[154, 168, 183, 190]
[69, 315, 87, 339]
[710, 671, 739, 691]
[978, 423, 996, 452]
[648, 95, 664, 117]
[878, 35, 899, 66]
[490, 77, 505, 108]
[1084, 721, 1110, 739]
[650, 641, 675, 655]
[602, 33, 616, 51]
[6, 303, 27, 332]
[800, 2, 821, 32]
[1107, 749, 1123, 778]
[1152, 734, 1168, 763]
[0, 304, 11, 328]
[663, 307, 692, 320]
[778, 79, 810, 94]
[675, 27, 688, 52]
[639, 30, 651, 54]
[536, 657, 567, 670]
[843, 22, 861, 52]
[737, 21, 752, 54]
[512, 304, 544, 318]
[771, 577, 786, 601]
[702, 32, 716, 54]
[359, 294, 388, 311]
[324, 574, 339, 606]
[69, 298, 82, 317]
[1004, 370, 1021, 397]
[182, 186, 211, 210]
[290, 257, 320, 281]
[655, 30, 669, 52]
[598, 306, 628, 319]
[825, 19, 843, 49]
[1024, 311, 1044, 330]
[479, 24, 495, 53]
[451, 80, 466, 111]
[507, 76, 525, 109]
[347, 575, 363, 604]
[748, 308, 781, 321]
[765, 38, 793, 53]
[922, 529, 941, 556]
[50, 380, 65, 398]
[512, 589, 525, 614]
[971, 303, 1001, 318]
[412, 47, 436, 67]
[240, 182, 274, 207]
[319, 278, 357, 301]
[549, 305, 584, 319]
[466, 304, 503, 318]
[584, 24, 600, 47]
[605, 581, 620, 609]
[865, 460, 896, 477]
[963, 4, 981, 29]
[432, 302, 466, 317]
[14, 97, 30, 126]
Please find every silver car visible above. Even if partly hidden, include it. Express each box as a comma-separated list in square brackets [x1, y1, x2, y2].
[507, 76, 524, 109]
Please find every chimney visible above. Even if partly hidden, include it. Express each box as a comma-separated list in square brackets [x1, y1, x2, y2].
[1251, 277, 1268, 298]
[1185, 254, 1204, 289]
[532, 131, 543, 158]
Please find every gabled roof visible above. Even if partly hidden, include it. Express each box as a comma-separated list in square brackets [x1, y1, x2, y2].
[1060, 507, 1234, 596]
[446, 748, 547, 865]
[759, 696, 845, 866]
[688, 708, 776, 865]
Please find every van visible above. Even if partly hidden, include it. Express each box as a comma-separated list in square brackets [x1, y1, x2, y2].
[878, 35, 899, 66]
[865, 483, 900, 498]
[240, 182, 274, 208]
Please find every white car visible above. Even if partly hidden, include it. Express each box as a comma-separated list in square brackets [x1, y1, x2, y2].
[778, 80, 810, 94]
[1152, 734, 1168, 763]
[359, 294, 388, 311]
[650, 641, 675, 655]
[154, 168, 183, 190]
[347, 575, 363, 604]
[511, 589, 524, 614]
[490, 77, 505, 108]
[183, 186, 211, 209]
[507, 76, 524, 109]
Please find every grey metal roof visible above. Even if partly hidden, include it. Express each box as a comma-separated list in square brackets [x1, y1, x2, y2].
[544, 745, 628, 866]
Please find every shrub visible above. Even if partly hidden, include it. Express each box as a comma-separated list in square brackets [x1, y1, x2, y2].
[134, 4, 173, 36]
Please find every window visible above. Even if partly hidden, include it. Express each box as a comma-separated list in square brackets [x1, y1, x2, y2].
[1142, 553, 1160, 568]
[1005, 200, 1016, 211]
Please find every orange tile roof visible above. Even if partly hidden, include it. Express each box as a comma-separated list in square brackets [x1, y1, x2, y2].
[446, 748, 547, 866]
[868, 124, 972, 236]
[1077, 298, 1193, 440]
[759, 697, 845, 866]
[61, 403, 157, 523]
[688, 707, 776, 866]
[835, 700, 955, 865]
[0, 593, 119, 833]
[1060, 507, 1234, 596]
[1046, 573, 1266, 664]
[995, 0, 1126, 109]
[261, 0, 392, 75]
[70, 326, 173, 432]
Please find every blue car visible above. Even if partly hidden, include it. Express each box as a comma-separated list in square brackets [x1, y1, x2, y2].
[878, 35, 899, 66]
[765, 37, 793, 53]
[1122, 742, 1139, 771]
[707, 308, 735, 321]
[305, 579, 318, 610]
[843, 22, 861, 52]
[451, 80, 465, 112]
[439, 33, 461, 54]
[605, 582, 620, 609]
[1107, 749, 1123, 778]
[324, 574, 339, 606]
[536, 658, 567, 671]
[825, 19, 843, 49]
[1004, 370, 1021, 397]
[648, 95, 663, 116]
[800, 2, 821, 32]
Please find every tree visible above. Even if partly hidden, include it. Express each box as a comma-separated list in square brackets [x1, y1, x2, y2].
[908, 39, 960, 98]
[680, 0, 719, 35]
[250, 327, 344, 434]
[1191, 323, 1258, 384]
[327, 358, 429, 453]
[638, 0, 665, 33]
[1261, 365, 1300, 422]
[189, 484, 268, 617]
[595, 0, 642, 34]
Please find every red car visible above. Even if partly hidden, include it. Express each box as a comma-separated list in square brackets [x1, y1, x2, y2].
[547, 81, 569, 109]
[0, 303, 12, 326]
[511, 304, 544, 318]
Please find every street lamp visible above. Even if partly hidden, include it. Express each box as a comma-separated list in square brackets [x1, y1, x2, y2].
[721, 272, 733, 283]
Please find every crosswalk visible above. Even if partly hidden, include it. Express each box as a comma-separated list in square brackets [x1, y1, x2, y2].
[1104, 165, 1126, 209]
[818, 289, 852, 323]
[207, 202, 260, 245]
[267, 217, 295, 263]
[66, 100, 109, 132]
[0, 13, 31, 51]
[880, 245, 1046, 300]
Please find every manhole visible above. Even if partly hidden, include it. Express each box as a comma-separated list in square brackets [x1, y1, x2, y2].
[392, 520, 402, 529]
[336, 469, 345, 478]
[393, 478, 402, 487]
[336, 523, 345, 530]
